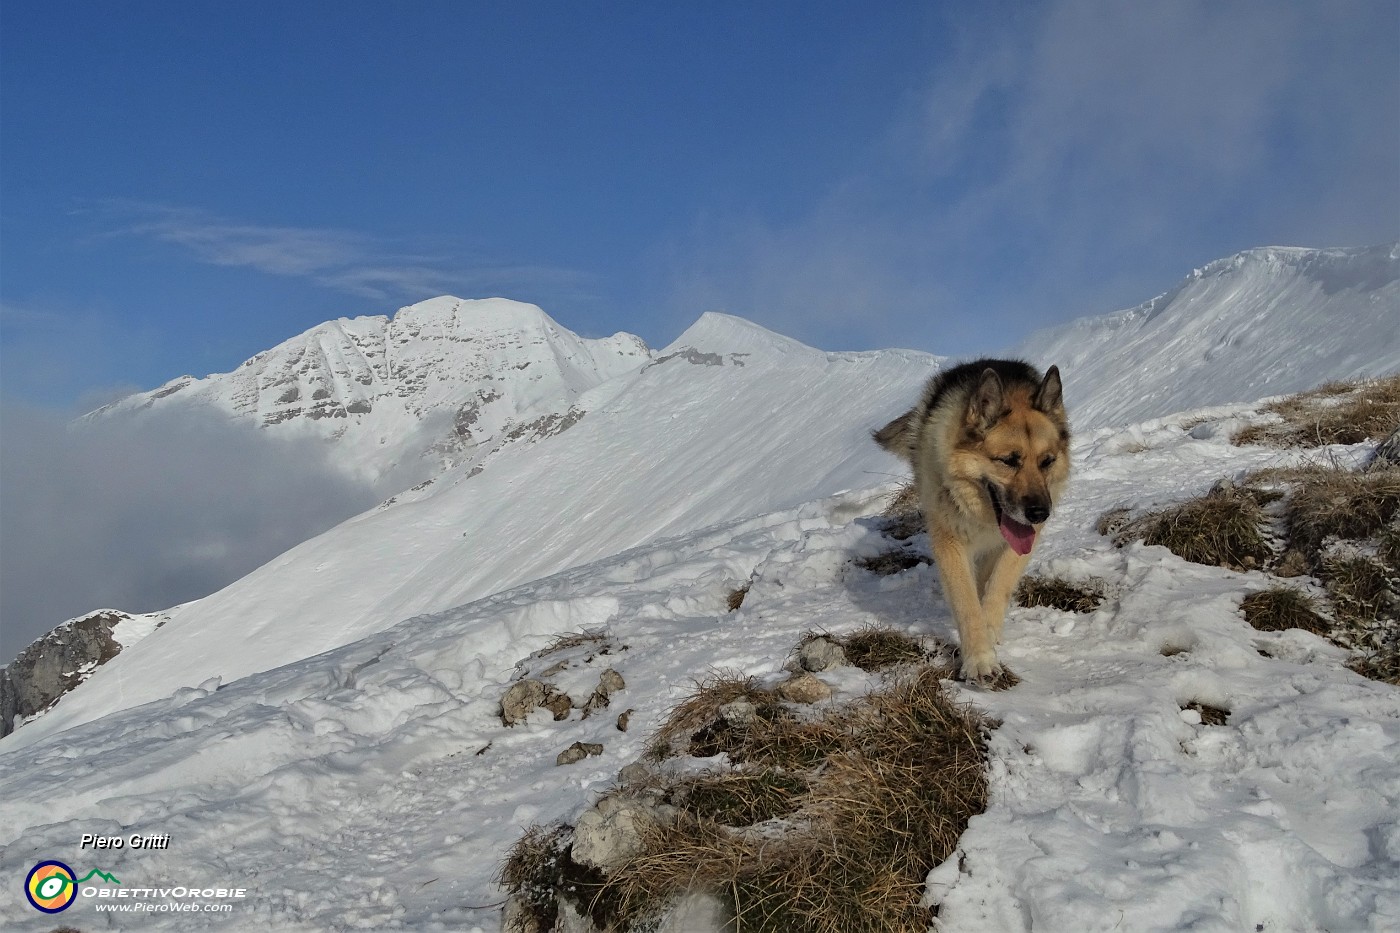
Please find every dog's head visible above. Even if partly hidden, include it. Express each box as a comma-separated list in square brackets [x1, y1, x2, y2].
[960, 364, 1071, 554]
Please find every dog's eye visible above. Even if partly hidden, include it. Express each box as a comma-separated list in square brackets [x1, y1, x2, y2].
[1039, 455, 1056, 470]
[996, 454, 1022, 469]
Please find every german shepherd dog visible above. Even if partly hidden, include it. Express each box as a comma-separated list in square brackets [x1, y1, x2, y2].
[874, 360, 1070, 684]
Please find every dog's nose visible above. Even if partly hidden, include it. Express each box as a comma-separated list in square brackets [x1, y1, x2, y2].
[1025, 504, 1050, 524]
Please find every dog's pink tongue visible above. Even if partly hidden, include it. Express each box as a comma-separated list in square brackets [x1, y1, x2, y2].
[999, 515, 1036, 556]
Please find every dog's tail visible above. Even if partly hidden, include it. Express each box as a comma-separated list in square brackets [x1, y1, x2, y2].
[872, 410, 917, 463]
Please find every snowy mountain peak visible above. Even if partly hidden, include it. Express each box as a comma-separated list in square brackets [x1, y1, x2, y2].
[1012, 242, 1399, 428]
[388, 295, 552, 338]
[662, 310, 819, 361]
[89, 296, 653, 486]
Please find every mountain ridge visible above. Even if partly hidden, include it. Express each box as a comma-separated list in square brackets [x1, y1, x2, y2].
[1009, 241, 1399, 428]
[5, 241, 1396, 748]
[87, 297, 653, 486]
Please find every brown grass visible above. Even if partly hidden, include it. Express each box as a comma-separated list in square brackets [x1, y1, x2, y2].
[1015, 575, 1108, 613]
[1240, 588, 1329, 636]
[880, 482, 925, 541]
[605, 665, 990, 933]
[854, 548, 929, 575]
[1236, 460, 1399, 684]
[1100, 486, 1273, 570]
[1182, 701, 1230, 726]
[1232, 375, 1400, 448]
[540, 629, 611, 656]
[664, 770, 809, 827]
[801, 626, 939, 672]
[1349, 652, 1400, 686]
[1267, 466, 1400, 563]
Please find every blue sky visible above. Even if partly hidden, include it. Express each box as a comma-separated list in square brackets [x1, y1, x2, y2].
[2, 0, 1397, 411]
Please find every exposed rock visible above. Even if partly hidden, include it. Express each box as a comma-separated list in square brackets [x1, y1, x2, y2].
[656, 892, 734, 932]
[717, 698, 758, 725]
[556, 742, 604, 766]
[617, 761, 650, 785]
[542, 691, 574, 721]
[798, 636, 848, 672]
[581, 669, 626, 718]
[777, 672, 832, 704]
[571, 796, 673, 873]
[502, 679, 573, 725]
[553, 900, 599, 933]
[1275, 549, 1310, 578]
[1, 610, 134, 737]
[597, 668, 626, 696]
[501, 680, 548, 726]
[502, 895, 544, 933]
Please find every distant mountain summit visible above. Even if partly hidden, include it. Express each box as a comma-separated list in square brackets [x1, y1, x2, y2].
[88, 297, 651, 486]
[1011, 243, 1399, 428]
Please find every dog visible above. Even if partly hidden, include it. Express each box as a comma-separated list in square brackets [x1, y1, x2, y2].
[874, 359, 1070, 684]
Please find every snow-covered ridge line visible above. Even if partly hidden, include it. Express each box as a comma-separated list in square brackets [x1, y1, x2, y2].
[1010, 241, 1399, 429]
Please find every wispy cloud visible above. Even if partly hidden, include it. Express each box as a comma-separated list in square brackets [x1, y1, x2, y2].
[665, 0, 1398, 355]
[0, 401, 384, 662]
[92, 200, 595, 303]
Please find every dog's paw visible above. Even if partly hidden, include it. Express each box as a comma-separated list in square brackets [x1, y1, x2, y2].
[959, 651, 1003, 686]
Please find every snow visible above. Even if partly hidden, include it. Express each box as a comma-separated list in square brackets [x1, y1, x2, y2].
[2, 243, 1398, 931]
[3, 315, 943, 751]
[2, 401, 1397, 931]
[1010, 243, 1400, 429]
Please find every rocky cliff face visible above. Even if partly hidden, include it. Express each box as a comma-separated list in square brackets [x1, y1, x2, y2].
[85, 297, 652, 487]
[0, 609, 153, 737]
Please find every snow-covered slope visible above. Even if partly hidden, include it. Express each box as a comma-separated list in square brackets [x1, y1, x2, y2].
[1, 400, 1395, 932]
[5, 315, 942, 749]
[10, 243, 1398, 750]
[88, 296, 651, 485]
[1011, 243, 1400, 428]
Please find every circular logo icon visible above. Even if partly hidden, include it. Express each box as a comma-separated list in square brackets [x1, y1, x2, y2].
[25, 860, 77, 913]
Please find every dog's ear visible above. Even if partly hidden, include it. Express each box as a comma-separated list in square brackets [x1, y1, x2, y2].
[1033, 365, 1063, 414]
[966, 367, 1005, 433]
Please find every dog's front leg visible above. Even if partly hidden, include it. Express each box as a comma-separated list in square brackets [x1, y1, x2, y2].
[980, 545, 1032, 647]
[931, 529, 1000, 683]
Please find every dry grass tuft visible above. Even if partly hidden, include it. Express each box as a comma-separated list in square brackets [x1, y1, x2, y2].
[1240, 588, 1329, 636]
[854, 548, 929, 576]
[540, 629, 611, 656]
[648, 674, 781, 759]
[1100, 485, 1273, 570]
[808, 626, 937, 672]
[1237, 461, 1399, 684]
[665, 770, 809, 827]
[1015, 575, 1108, 613]
[880, 482, 925, 541]
[1182, 701, 1230, 726]
[1268, 466, 1400, 562]
[604, 665, 991, 933]
[647, 674, 844, 769]
[1349, 651, 1400, 686]
[1232, 375, 1400, 448]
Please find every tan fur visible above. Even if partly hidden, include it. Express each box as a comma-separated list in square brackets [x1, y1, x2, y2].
[875, 360, 1070, 684]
